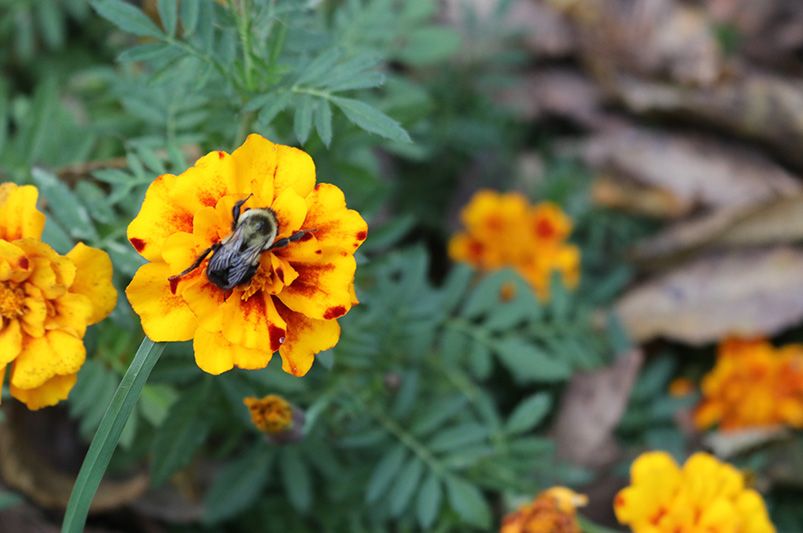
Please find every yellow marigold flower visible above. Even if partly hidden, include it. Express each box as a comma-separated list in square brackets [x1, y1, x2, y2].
[694, 337, 803, 430]
[500, 486, 587, 533]
[449, 190, 580, 300]
[125, 134, 367, 377]
[244, 394, 294, 434]
[0, 183, 117, 410]
[615, 451, 775, 533]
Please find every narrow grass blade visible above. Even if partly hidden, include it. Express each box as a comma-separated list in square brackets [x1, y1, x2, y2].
[61, 338, 165, 533]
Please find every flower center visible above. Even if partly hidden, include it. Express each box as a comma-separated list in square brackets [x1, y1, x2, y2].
[0, 281, 25, 319]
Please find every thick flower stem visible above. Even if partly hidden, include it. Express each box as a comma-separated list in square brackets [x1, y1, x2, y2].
[61, 338, 165, 533]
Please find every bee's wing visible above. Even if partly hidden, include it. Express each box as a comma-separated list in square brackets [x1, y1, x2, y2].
[208, 232, 265, 287]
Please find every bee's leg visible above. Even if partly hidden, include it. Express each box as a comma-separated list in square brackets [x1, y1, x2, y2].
[267, 229, 314, 251]
[231, 193, 254, 229]
[168, 242, 221, 281]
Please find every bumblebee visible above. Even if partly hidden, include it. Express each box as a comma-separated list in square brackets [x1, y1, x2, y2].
[169, 194, 311, 290]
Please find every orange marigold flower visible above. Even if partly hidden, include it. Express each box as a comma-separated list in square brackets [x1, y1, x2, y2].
[125, 134, 367, 377]
[615, 451, 775, 533]
[244, 394, 294, 434]
[0, 183, 117, 410]
[500, 486, 587, 533]
[694, 337, 803, 430]
[448, 190, 580, 300]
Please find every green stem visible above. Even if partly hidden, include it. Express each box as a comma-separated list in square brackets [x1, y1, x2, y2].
[61, 338, 165, 533]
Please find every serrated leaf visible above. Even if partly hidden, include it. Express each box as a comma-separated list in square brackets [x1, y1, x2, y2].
[157, 0, 177, 36]
[279, 447, 312, 512]
[429, 423, 488, 453]
[296, 48, 341, 86]
[294, 96, 314, 144]
[494, 337, 571, 383]
[416, 472, 441, 528]
[179, 0, 198, 36]
[117, 43, 182, 63]
[255, 91, 292, 125]
[326, 71, 385, 93]
[331, 96, 411, 143]
[366, 445, 407, 503]
[446, 476, 491, 529]
[31, 168, 98, 242]
[389, 457, 424, 516]
[91, 0, 163, 38]
[150, 382, 212, 486]
[411, 396, 467, 437]
[314, 99, 333, 147]
[204, 445, 272, 524]
[505, 393, 552, 435]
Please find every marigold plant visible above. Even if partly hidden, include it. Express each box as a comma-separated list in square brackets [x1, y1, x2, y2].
[0, 183, 116, 410]
[449, 190, 580, 299]
[500, 487, 587, 533]
[244, 394, 294, 434]
[126, 134, 367, 377]
[694, 337, 803, 430]
[615, 451, 775, 533]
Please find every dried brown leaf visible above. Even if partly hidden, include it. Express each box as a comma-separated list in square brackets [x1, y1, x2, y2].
[616, 247, 803, 344]
[551, 350, 643, 467]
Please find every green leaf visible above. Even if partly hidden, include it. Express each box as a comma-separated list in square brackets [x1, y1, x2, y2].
[366, 445, 407, 503]
[411, 396, 467, 437]
[505, 393, 552, 435]
[446, 476, 491, 529]
[157, 0, 177, 36]
[494, 337, 571, 383]
[429, 423, 488, 453]
[296, 49, 341, 86]
[61, 339, 165, 533]
[255, 91, 292, 126]
[314, 99, 333, 147]
[293, 96, 314, 145]
[204, 444, 273, 524]
[389, 457, 424, 516]
[331, 96, 411, 143]
[36, 0, 65, 48]
[179, 0, 198, 36]
[398, 27, 461, 65]
[91, 0, 164, 38]
[468, 341, 493, 380]
[31, 168, 98, 242]
[279, 447, 312, 512]
[149, 381, 213, 486]
[416, 472, 441, 528]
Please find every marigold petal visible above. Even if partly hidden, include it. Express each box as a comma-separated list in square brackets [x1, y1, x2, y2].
[0, 319, 22, 366]
[127, 173, 192, 261]
[170, 150, 236, 213]
[10, 373, 77, 410]
[126, 262, 197, 341]
[49, 292, 91, 337]
[162, 231, 205, 275]
[277, 254, 356, 320]
[299, 183, 367, 256]
[0, 240, 31, 282]
[21, 291, 46, 338]
[274, 144, 316, 199]
[194, 329, 233, 374]
[219, 294, 287, 354]
[271, 187, 308, 239]
[65, 242, 117, 324]
[230, 133, 277, 201]
[11, 330, 85, 389]
[0, 183, 45, 241]
[276, 302, 340, 376]
[182, 276, 226, 332]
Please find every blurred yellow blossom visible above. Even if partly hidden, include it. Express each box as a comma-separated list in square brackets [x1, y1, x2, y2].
[500, 486, 587, 533]
[615, 451, 774, 533]
[694, 337, 803, 430]
[0, 183, 117, 410]
[449, 190, 580, 300]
